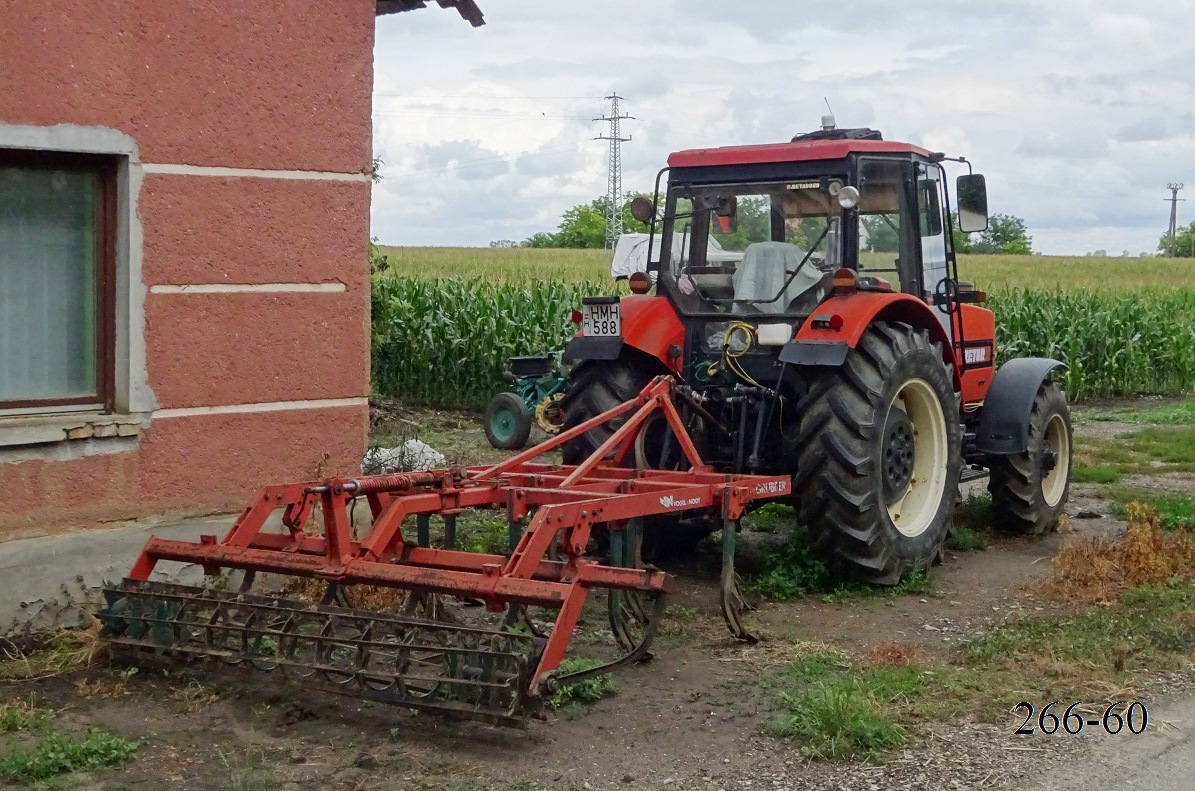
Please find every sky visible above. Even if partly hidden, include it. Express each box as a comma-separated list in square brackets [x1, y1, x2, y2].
[371, 0, 1195, 256]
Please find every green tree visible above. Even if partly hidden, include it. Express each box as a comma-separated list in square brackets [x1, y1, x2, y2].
[712, 196, 771, 251]
[521, 194, 654, 249]
[954, 213, 1033, 254]
[1158, 221, 1195, 257]
[862, 215, 899, 253]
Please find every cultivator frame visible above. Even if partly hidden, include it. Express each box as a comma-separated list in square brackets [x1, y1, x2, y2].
[101, 377, 789, 724]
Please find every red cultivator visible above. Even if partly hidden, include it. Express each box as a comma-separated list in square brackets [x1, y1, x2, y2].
[100, 378, 789, 725]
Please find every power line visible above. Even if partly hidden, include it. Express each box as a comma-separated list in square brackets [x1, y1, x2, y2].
[1165, 183, 1185, 257]
[595, 93, 632, 249]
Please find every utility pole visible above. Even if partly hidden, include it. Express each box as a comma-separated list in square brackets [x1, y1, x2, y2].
[1165, 183, 1185, 257]
[595, 93, 633, 249]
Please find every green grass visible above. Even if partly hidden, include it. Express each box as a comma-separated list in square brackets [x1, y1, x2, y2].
[765, 678, 908, 760]
[746, 527, 832, 601]
[455, 512, 514, 555]
[1075, 425, 1195, 476]
[964, 583, 1195, 670]
[0, 702, 51, 733]
[1080, 397, 1195, 425]
[764, 581, 1195, 760]
[945, 525, 989, 552]
[743, 502, 795, 534]
[547, 657, 616, 709]
[0, 729, 139, 783]
[1071, 463, 1123, 484]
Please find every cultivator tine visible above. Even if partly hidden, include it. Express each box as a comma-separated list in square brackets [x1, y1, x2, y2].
[719, 520, 758, 644]
[99, 377, 788, 726]
[608, 519, 654, 653]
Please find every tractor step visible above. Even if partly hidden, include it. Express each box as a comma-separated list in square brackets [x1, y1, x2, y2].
[960, 465, 989, 483]
[100, 580, 543, 726]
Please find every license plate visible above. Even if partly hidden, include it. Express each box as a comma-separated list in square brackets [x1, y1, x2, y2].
[582, 301, 621, 337]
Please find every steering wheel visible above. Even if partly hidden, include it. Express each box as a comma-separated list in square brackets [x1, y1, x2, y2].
[933, 277, 959, 315]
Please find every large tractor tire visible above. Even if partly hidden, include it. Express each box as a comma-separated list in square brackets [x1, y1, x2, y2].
[987, 380, 1072, 534]
[562, 354, 709, 560]
[794, 321, 962, 584]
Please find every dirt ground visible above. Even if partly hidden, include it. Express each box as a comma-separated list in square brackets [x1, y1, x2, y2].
[2, 402, 1193, 791]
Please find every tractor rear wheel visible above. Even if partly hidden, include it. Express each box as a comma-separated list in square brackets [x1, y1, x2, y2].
[794, 321, 962, 584]
[562, 355, 708, 560]
[987, 380, 1072, 534]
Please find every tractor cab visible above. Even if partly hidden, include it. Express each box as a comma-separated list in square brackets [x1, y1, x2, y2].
[645, 126, 988, 323]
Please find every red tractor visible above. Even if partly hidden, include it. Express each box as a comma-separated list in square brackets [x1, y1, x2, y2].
[563, 124, 1073, 582]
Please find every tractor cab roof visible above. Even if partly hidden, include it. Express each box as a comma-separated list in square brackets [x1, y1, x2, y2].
[667, 138, 933, 170]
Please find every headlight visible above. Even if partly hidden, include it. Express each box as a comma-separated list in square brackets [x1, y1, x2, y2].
[837, 185, 861, 209]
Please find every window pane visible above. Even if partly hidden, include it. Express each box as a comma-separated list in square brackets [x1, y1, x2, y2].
[0, 166, 98, 402]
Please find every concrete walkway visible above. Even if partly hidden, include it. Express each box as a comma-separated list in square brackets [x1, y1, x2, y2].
[0, 512, 238, 632]
[1033, 693, 1195, 791]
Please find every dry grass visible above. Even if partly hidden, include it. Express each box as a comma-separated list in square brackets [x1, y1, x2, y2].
[1049, 502, 1195, 603]
[0, 619, 107, 681]
[280, 577, 413, 613]
[170, 680, 219, 713]
[73, 678, 130, 700]
[861, 642, 921, 669]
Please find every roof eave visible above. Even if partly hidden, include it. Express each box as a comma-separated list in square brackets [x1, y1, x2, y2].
[375, 0, 484, 27]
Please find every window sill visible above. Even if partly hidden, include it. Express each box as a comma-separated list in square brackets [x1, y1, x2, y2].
[0, 412, 150, 449]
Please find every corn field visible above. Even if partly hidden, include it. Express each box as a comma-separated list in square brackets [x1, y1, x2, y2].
[371, 276, 606, 408]
[371, 274, 1195, 408]
[991, 289, 1195, 401]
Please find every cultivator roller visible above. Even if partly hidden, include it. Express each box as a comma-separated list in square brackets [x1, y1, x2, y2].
[99, 377, 789, 725]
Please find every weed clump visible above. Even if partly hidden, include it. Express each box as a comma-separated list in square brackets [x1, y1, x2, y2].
[0, 729, 138, 782]
[1050, 502, 1195, 602]
[547, 657, 616, 709]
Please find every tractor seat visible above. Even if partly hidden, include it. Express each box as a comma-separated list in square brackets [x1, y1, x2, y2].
[732, 241, 825, 314]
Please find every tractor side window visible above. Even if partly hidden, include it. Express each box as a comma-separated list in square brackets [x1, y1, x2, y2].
[857, 159, 912, 291]
[918, 166, 944, 237]
[918, 164, 949, 304]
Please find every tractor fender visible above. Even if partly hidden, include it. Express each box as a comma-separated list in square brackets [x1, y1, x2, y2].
[564, 295, 683, 372]
[974, 358, 1065, 455]
[781, 292, 957, 384]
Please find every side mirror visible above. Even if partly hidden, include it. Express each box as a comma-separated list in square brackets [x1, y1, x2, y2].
[714, 196, 738, 234]
[956, 174, 989, 233]
[629, 196, 655, 224]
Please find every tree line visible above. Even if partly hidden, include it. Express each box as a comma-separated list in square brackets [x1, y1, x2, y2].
[498, 195, 1034, 255]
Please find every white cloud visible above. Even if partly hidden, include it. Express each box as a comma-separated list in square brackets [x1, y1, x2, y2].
[371, 0, 1195, 254]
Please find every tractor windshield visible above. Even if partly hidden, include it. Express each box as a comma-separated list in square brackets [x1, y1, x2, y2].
[658, 179, 844, 315]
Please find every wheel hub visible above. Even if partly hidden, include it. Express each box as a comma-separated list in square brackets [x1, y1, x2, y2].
[882, 407, 916, 505]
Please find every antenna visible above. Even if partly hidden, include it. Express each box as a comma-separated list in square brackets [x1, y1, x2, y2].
[595, 93, 633, 250]
[821, 97, 836, 131]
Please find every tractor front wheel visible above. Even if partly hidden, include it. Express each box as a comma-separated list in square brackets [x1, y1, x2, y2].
[987, 380, 1072, 534]
[794, 321, 962, 584]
